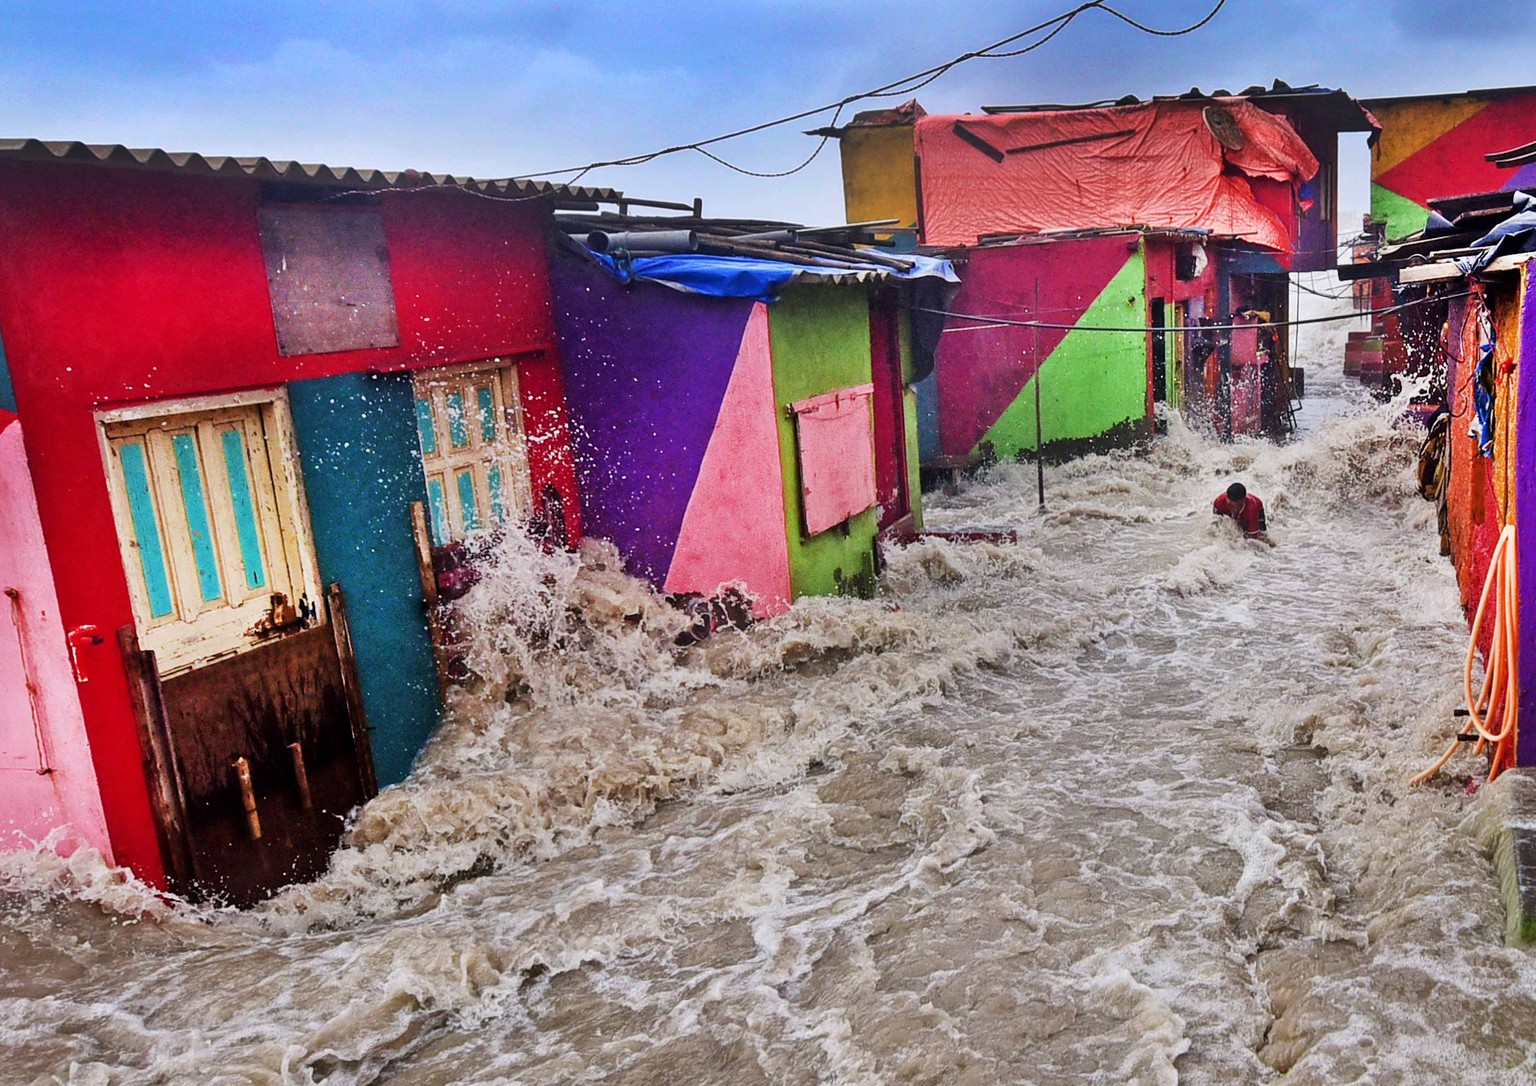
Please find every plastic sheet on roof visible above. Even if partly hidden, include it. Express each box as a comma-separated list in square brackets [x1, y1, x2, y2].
[588, 251, 958, 302]
[914, 99, 1319, 256]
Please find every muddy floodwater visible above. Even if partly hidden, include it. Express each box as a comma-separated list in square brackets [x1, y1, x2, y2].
[7, 366, 1536, 1085]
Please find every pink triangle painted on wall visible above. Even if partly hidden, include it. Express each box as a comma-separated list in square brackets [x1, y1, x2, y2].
[664, 302, 793, 616]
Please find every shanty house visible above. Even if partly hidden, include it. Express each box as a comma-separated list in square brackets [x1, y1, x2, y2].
[0, 140, 610, 902]
[1345, 190, 1536, 770]
[550, 216, 956, 612]
[1364, 85, 1536, 243]
[818, 83, 1376, 450]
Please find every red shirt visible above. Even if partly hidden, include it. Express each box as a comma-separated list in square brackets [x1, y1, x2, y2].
[1213, 493, 1266, 535]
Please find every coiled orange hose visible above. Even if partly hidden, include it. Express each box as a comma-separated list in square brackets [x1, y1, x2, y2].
[1412, 523, 1520, 785]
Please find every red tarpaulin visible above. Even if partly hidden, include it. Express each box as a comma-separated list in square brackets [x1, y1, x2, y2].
[915, 99, 1319, 256]
[789, 384, 876, 536]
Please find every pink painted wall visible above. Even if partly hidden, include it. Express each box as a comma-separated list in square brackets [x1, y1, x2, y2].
[0, 420, 113, 859]
[665, 304, 792, 615]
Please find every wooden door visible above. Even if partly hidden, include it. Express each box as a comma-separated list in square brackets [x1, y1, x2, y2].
[121, 584, 376, 906]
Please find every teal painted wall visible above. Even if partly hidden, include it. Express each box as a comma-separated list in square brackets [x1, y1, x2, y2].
[768, 285, 880, 600]
[0, 323, 15, 416]
[288, 372, 440, 786]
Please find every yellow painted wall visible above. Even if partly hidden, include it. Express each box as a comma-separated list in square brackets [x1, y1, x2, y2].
[838, 126, 919, 230]
[1370, 98, 1487, 178]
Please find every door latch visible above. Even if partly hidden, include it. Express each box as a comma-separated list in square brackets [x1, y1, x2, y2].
[66, 625, 105, 683]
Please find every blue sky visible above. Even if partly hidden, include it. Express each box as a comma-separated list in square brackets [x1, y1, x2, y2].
[6, 1, 1535, 223]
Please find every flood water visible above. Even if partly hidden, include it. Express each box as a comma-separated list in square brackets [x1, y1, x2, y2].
[7, 360, 1536, 1085]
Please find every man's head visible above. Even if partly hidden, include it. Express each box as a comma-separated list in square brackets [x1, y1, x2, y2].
[1226, 482, 1247, 505]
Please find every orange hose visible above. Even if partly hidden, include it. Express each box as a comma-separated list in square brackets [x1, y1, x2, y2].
[1412, 523, 1520, 785]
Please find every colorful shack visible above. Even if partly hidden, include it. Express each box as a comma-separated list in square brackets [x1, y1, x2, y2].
[1364, 86, 1536, 243]
[550, 215, 956, 611]
[817, 83, 1375, 451]
[934, 228, 1222, 462]
[0, 140, 610, 902]
[1347, 192, 1536, 773]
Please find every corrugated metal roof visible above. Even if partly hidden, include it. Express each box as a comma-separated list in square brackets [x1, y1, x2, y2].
[814, 83, 1375, 137]
[554, 210, 937, 282]
[1361, 85, 1536, 108]
[0, 138, 620, 202]
[978, 82, 1376, 133]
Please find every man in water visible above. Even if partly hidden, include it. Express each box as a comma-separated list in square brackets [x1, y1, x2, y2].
[1213, 482, 1271, 544]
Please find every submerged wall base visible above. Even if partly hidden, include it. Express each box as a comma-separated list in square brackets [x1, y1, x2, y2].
[1484, 769, 1536, 946]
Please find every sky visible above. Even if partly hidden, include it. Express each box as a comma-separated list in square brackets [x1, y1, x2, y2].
[5, 0, 1535, 224]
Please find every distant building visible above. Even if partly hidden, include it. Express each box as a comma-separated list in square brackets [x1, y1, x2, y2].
[550, 213, 956, 610]
[1364, 86, 1536, 243]
[815, 82, 1376, 448]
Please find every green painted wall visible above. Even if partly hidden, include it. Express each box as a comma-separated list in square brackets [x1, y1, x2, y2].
[1372, 182, 1431, 244]
[980, 252, 1148, 457]
[768, 284, 880, 600]
[904, 389, 923, 532]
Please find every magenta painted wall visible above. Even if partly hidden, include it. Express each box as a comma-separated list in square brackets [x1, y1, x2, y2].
[0, 420, 113, 859]
[936, 234, 1142, 457]
[665, 304, 792, 614]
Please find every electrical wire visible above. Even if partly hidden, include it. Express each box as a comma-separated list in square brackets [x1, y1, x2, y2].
[522, 0, 1228, 181]
[917, 289, 1470, 335]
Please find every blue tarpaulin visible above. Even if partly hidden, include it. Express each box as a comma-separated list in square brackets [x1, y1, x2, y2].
[589, 250, 959, 303]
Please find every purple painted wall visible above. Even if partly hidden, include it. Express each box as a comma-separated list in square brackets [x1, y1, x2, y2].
[551, 250, 754, 586]
[1516, 267, 1536, 766]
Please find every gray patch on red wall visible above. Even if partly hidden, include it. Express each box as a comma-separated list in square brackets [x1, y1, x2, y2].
[259, 206, 401, 356]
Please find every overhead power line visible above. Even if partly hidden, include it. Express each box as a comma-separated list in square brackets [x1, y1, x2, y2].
[919, 290, 1468, 335]
[526, 0, 1229, 182]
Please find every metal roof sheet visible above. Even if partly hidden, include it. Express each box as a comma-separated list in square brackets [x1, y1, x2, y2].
[0, 138, 620, 202]
[1361, 85, 1536, 108]
[979, 82, 1376, 133]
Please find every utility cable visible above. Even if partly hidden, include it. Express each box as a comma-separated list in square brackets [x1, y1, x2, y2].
[915, 289, 1471, 335]
[523, 0, 1228, 181]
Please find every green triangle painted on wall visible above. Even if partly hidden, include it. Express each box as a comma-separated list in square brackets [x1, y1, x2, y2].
[1371, 182, 1431, 244]
[977, 251, 1147, 458]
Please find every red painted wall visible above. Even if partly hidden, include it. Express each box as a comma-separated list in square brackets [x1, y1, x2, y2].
[0, 161, 575, 884]
[1445, 294, 1505, 659]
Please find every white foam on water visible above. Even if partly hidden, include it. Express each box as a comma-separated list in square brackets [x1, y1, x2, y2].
[7, 355, 1536, 1084]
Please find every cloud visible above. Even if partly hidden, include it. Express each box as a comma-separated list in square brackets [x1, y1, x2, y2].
[2, 0, 1534, 224]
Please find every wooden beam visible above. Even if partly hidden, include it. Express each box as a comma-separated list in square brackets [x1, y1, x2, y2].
[117, 625, 197, 890]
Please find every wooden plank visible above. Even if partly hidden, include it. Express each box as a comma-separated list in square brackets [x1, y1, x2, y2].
[411, 500, 452, 698]
[117, 624, 197, 890]
[328, 583, 379, 798]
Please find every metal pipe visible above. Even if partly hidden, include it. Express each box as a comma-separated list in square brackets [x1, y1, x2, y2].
[231, 757, 262, 840]
[587, 230, 698, 254]
[288, 742, 313, 811]
[288, 742, 314, 811]
[1034, 277, 1046, 513]
[6, 588, 51, 774]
